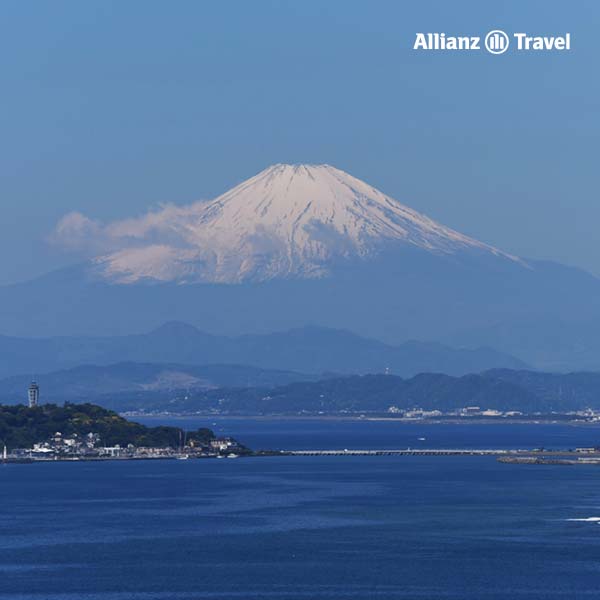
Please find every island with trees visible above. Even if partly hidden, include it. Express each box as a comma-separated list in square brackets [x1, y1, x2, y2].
[0, 402, 245, 461]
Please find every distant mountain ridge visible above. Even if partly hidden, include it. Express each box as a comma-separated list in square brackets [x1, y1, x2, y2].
[0, 362, 317, 404]
[4, 357, 600, 416]
[58, 369, 600, 416]
[0, 322, 528, 380]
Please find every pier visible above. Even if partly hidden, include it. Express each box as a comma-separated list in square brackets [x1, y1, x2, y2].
[278, 448, 600, 465]
[282, 448, 513, 456]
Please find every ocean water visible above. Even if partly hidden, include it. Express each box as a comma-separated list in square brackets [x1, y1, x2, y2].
[138, 416, 600, 451]
[3, 421, 600, 599]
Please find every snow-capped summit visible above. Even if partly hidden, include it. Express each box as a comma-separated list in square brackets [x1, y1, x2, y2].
[92, 163, 518, 284]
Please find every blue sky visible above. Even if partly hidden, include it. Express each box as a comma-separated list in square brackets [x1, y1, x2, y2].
[0, 0, 597, 284]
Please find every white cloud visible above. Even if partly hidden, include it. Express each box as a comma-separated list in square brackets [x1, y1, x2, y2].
[51, 202, 208, 256]
[51, 212, 105, 254]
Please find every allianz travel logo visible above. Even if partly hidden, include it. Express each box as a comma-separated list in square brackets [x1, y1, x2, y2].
[413, 30, 572, 54]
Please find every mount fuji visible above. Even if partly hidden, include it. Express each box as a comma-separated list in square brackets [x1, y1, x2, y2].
[4, 163, 600, 371]
[89, 164, 521, 285]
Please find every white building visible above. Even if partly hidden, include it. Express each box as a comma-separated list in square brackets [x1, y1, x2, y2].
[210, 438, 237, 452]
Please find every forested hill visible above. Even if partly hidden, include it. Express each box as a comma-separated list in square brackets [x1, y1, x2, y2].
[92, 370, 600, 415]
[0, 403, 214, 449]
[6, 370, 600, 418]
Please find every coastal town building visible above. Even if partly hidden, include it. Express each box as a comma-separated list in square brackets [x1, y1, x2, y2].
[8, 429, 236, 462]
[210, 437, 240, 452]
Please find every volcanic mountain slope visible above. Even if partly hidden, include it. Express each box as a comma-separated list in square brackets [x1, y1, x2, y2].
[4, 164, 600, 370]
[90, 164, 521, 284]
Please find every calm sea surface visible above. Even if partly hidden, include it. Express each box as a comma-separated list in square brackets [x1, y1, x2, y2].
[138, 416, 600, 451]
[3, 420, 600, 599]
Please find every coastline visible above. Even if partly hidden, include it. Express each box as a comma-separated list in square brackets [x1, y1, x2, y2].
[128, 413, 600, 427]
[7, 447, 600, 466]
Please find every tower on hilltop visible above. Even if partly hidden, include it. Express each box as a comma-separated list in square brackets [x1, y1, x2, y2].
[28, 381, 39, 408]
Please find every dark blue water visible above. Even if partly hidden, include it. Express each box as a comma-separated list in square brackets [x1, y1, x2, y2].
[138, 416, 600, 451]
[3, 421, 600, 599]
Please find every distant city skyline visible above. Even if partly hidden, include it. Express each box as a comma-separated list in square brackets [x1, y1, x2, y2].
[1, 0, 597, 284]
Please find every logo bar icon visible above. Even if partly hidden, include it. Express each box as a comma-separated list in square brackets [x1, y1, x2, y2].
[485, 30, 510, 54]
